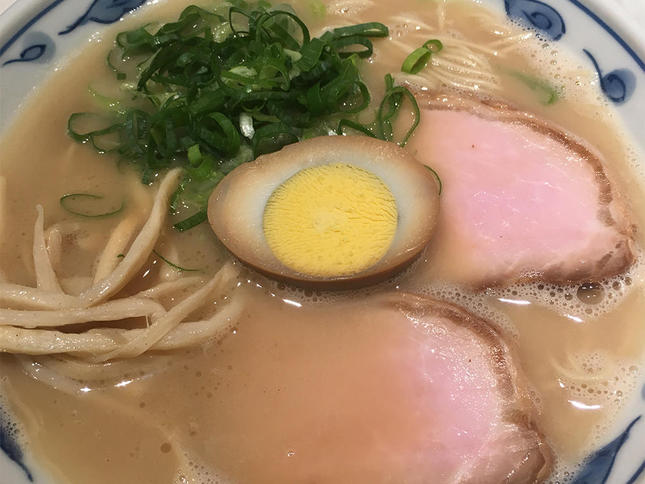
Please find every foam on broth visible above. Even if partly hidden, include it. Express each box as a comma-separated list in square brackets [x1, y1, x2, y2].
[0, 0, 644, 482]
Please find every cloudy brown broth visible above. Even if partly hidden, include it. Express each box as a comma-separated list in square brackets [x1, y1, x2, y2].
[0, 0, 644, 482]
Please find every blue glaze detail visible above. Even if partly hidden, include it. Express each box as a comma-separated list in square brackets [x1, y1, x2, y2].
[2, 44, 46, 65]
[504, 0, 566, 40]
[566, 0, 645, 72]
[58, 0, 146, 35]
[627, 460, 645, 484]
[0, 0, 64, 63]
[0, 411, 32, 482]
[584, 49, 636, 104]
[572, 416, 641, 484]
[2, 32, 56, 65]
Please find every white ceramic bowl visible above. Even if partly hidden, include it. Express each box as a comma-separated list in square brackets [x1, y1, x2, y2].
[0, 1, 644, 483]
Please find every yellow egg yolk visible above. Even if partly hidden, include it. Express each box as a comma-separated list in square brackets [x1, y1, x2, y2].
[263, 163, 398, 277]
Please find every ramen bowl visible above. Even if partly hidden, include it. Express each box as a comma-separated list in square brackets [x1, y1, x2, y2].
[0, 0, 644, 483]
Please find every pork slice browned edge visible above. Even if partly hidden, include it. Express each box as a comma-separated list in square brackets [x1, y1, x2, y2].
[408, 88, 636, 287]
[392, 292, 553, 483]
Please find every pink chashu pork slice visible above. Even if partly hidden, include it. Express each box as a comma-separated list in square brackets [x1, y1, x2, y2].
[224, 292, 551, 483]
[406, 92, 636, 287]
[359, 293, 552, 484]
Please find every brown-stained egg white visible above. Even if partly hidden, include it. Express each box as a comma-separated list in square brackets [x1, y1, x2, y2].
[207, 136, 441, 289]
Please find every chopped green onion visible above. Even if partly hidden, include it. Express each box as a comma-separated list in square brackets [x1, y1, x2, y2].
[106, 48, 127, 81]
[401, 39, 443, 74]
[401, 47, 432, 75]
[330, 35, 375, 58]
[376, 74, 420, 146]
[506, 69, 559, 105]
[60, 193, 124, 218]
[423, 39, 443, 53]
[153, 249, 200, 272]
[337, 74, 420, 147]
[88, 85, 126, 116]
[307, 0, 326, 19]
[424, 165, 442, 195]
[253, 123, 301, 156]
[67, 113, 122, 153]
[337, 119, 378, 138]
[187, 144, 203, 166]
[329, 22, 388, 39]
[173, 209, 208, 232]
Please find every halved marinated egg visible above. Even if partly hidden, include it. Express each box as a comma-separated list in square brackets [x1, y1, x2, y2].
[208, 136, 440, 289]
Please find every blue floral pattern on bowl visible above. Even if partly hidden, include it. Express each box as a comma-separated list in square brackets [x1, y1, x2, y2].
[0, 0, 144, 66]
[505, 0, 641, 106]
[573, 417, 644, 484]
[0, 411, 32, 482]
[0, 0, 644, 483]
[583, 49, 636, 104]
[505, 0, 566, 40]
[58, 0, 146, 35]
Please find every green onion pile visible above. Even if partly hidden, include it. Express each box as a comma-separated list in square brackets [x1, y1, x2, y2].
[68, 0, 427, 230]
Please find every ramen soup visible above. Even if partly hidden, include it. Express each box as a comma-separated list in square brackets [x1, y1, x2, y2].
[0, 0, 644, 483]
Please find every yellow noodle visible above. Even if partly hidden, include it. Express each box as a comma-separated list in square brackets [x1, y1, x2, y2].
[0, 167, 246, 362]
[0, 326, 123, 355]
[59, 275, 93, 296]
[33, 205, 63, 293]
[136, 276, 205, 299]
[45, 224, 63, 272]
[21, 354, 174, 384]
[437, 0, 447, 31]
[154, 239, 183, 283]
[79, 168, 182, 307]
[391, 35, 502, 95]
[0, 283, 80, 310]
[93, 213, 141, 284]
[96, 262, 239, 361]
[0, 298, 165, 328]
[147, 296, 243, 350]
[0, 297, 240, 356]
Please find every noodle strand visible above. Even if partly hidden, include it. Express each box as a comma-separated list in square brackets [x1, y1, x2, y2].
[93, 213, 142, 284]
[96, 262, 239, 361]
[79, 168, 182, 307]
[0, 298, 165, 328]
[0, 292, 241, 356]
[33, 205, 63, 294]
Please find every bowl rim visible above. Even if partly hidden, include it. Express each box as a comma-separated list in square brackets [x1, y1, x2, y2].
[0, 1, 644, 484]
[0, 0, 62, 58]
[570, 0, 645, 71]
[2, 0, 645, 61]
